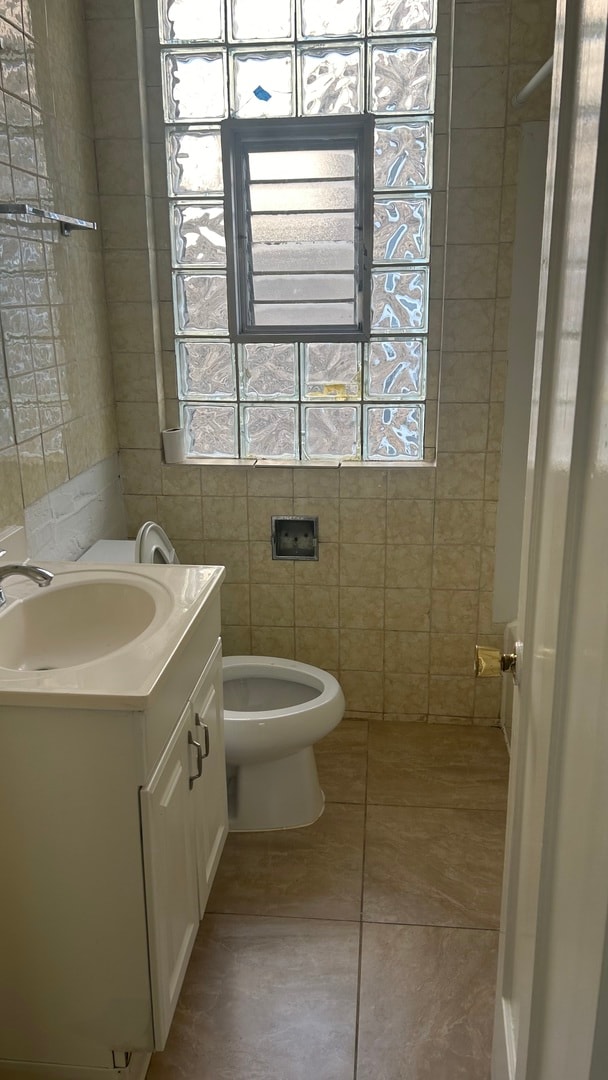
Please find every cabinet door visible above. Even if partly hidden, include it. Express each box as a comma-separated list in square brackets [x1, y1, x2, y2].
[190, 640, 229, 914]
[140, 705, 200, 1049]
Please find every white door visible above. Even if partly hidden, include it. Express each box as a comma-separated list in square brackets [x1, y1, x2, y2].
[140, 705, 200, 1050]
[492, 1, 608, 1078]
[190, 640, 228, 914]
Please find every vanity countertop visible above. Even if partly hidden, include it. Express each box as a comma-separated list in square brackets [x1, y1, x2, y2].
[0, 562, 225, 710]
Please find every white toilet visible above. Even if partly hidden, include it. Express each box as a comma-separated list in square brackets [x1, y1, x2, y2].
[79, 522, 345, 831]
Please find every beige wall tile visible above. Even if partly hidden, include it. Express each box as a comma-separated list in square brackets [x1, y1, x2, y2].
[429, 675, 475, 717]
[201, 464, 248, 496]
[447, 187, 502, 245]
[339, 498, 386, 544]
[340, 629, 384, 672]
[295, 627, 339, 670]
[203, 540, 249, 583]
[293, 496, 339, 542]
[249, 540, 294, 584]
[454, 3, 509, 67]
[248, 496, 293, 540]
[384, 673, 429, 715]
[156, 494, 202, 539]
[452, 66, 508, 129]
[340, 670, 383, 714]
[247, 466, 293, 498]
[434, 500, 484, 545]
[220, 583, 250, 627]
[18, 434, 46, 505]
[339, 467, 387, 498]
[340, 543, 385, 587]
[385, 588, 431, 632]
[384, 631, 430, 674]
[430, 632, 478, 675]
[432, 545, 481, 590]
[442, 299, 496, 351]
[449, 129, 505, 187]
[438, 403, 489, 452]
[340, 587, 384, 630]
[293, 467, 339, 498]
[436, 452, 486, 500]
[385, 544, 432, 589]
[116, 401, 160, 449]
[251, 626, 295, 659]
[431, 589, 479, 632]
[295, 585, 339, 628]
[386, 466, 436, 500]
[439, 353, 492, 404]
[203, 495, 249, 541]
[119, 448, 161, 494]
[124, 493, 157, 536]
[445, 244, 499, 300]
[220, 625, 251, 656]
[161, 463, 201, 496]
[250, 583, 294, 627]
[294, 541, 339, 584]
[386, 500, 434, 546]
[474, 678, 502, 720]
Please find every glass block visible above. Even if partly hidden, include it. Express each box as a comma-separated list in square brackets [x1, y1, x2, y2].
[364, 404, 424, 460]
[162, 51, 227, 122]
[302, 342, 361, 399]
[369, 40, 436, 115]
[299, 0, 363, 38]
[183, 404, 238, 457]
[365, 338, 426, 399]
[177, 340, 236, 399]
[239, 343, 299, 400]
[231, 50, 294, 118]
[374, 119, 433, 189]
[302, 405, 360, 460]
[370, 0, 436, 35]
[299, 45, 363, 115]
[174, 271, 228, 334]
[371, 268, 428, 332]
[160, 0, 224, 43]
[171, 204, 226, 266]
[241, 404, 299, 459]
[167, 128, 223, 197]
[230, 0, 294, 42]
[373, 194, 430, 263]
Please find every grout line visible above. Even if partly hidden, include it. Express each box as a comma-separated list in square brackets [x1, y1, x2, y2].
[204, 910, 500, 934]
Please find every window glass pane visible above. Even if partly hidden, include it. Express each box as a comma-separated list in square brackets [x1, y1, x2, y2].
[254, 273, 354, 302]
[239, 343, 299, 399]
[175, 271, 229, 334]
[373, 195, 430, 263]
[230, 0, 294, 41]
[298, 0, 363, 38]
[167, 128, 223, 197]
[299, 45, 363, 115]
[231, 51, 294, 118]
[249, 180, 354, 213]
[184, 404, 238, 457]
[252, 240, 355, 273]
[160, 0, 224, 43]
[162, 52, 227, 122]
[177, 340, 236, 399]
[302, 405, 360, 460]
[255, 302, 355, 326]
[365, 338, 426, 399]
[369, 40, 436, 115]
[303, 342, 361, 399]
[242, 404, 299, 458]
[371, 268, 428, 332]
[249, 149, 355, 180]
[364, 404, 424, 460]
[171, 204, 226, 266]
[374, 119, 432, 189]
[251, 212, 354, 244]
[370, 0, 436, 35]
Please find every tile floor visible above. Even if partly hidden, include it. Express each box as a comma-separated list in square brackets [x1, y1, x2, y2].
[147, 720, 509, 1080]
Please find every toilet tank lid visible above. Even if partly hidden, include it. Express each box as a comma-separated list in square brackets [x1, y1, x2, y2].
[78, 539, 136, 563]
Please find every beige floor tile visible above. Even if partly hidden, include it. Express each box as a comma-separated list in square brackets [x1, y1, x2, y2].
[147, 914, 360, 1080]
[357, 923, 498, 1080]
[367, 721, 509, 809]
[208, 803, 365, 920]
[363, 804, 505, 928]
[315, 719, 368, 803]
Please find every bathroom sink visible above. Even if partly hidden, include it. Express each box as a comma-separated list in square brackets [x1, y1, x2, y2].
[0, 573, 172, 671]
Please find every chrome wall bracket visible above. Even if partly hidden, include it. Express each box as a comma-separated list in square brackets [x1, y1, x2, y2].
[0, 203, 97, 236]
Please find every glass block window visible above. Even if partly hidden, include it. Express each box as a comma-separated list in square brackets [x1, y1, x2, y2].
[159, 0, 437, 462]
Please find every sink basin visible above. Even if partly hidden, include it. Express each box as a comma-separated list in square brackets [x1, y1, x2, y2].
[0, 573, 172, 671]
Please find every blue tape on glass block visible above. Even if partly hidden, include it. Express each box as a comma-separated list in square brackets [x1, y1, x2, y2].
[254, 85, 272, 101]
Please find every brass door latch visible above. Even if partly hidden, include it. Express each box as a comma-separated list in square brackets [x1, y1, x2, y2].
[475, 646, 517, 678]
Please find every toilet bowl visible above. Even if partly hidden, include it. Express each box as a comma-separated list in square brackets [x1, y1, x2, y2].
[79, 523, 345, 832]
[223, 655, 345, 832]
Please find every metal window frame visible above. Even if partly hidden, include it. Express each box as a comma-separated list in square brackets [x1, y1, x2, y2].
[221, 114, 374, 344]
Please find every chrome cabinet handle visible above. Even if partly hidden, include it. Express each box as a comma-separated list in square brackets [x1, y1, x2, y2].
[188, 730, 203, 789]
[194, 712, 210, 760]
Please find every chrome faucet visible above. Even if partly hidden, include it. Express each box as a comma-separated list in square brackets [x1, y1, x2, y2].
[0, 564, 54, 608]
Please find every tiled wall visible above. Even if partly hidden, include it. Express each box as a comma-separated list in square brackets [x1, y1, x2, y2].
[87, 0, 555, 724]
[0, 0, 118, 539]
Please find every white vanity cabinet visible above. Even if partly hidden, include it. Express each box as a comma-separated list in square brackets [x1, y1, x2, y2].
[141, 641, 227, 1050]
[0, 571, 228, 1080]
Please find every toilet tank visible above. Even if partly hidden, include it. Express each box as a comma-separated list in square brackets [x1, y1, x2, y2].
[78, 539, 136, 564]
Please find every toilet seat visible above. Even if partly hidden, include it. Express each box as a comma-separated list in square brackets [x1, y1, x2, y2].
[222, 655, 332, 721]
[135, 521, 179, 565]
